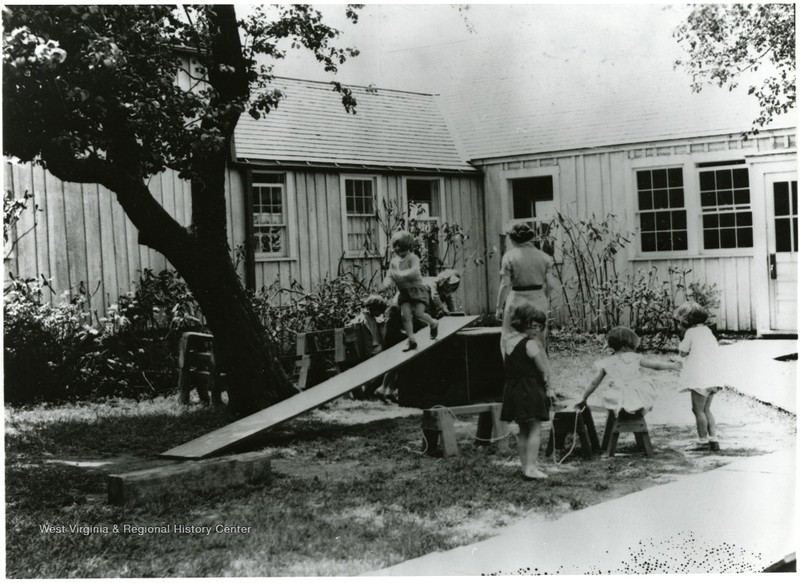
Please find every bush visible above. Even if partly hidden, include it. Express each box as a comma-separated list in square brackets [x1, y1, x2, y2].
[3, 270, 206, 405]
[252, 273, 376, 356]
[3, 277, 89, 404]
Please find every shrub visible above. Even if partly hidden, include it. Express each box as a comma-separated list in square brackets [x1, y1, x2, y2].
[3, 270, 206, 405]
[3, 276, 89, 404]
[252, 273, 376, 356]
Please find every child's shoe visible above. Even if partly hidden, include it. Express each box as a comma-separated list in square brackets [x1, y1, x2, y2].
[402, 340, 418, 352]
[430, 322, 439, 340]
[687, 440, 709, 451]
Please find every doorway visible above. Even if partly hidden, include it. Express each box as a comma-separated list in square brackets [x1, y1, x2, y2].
[765, 172, 797, 333]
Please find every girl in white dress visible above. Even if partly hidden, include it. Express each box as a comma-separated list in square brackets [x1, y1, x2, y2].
[674, 302, 724, 451]
[575, 327, 680, 416]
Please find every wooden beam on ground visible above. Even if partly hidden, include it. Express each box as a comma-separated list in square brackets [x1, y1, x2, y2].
[161, 315, 477, 460]
[107, 451, 272, 506]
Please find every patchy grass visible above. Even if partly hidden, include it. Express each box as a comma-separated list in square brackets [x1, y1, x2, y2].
[5, 342, 796, 578]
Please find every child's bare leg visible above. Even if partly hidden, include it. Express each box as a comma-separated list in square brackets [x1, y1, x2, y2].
[412, 303, 438, 337]
[520, 420, 546, 479]
[376, 371, 398, 399]
[690, 391, 709, 440]
[400, 302, 416, 345]
[704, 392, 717, 439]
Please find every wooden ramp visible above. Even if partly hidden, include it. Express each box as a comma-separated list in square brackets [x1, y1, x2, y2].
[161, 315, 478, 459]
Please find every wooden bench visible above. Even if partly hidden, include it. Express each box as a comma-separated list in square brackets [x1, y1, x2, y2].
[545, 407, 601, 460]
[421, 403, 510, 457]
[601, 409, 654, 457]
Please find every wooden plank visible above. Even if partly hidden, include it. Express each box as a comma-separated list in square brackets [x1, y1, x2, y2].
[295, 172, 312, 291]
[23, 163, 46, 282]
[314, 172, 332, 279]
[124, 211, 141, 289]
[9, 163, 37, 279]
[145, 173, 163, 272]
[81, 183, 104, 315]
[325, 173, 342, 275]
[45, 170, 71, 296]
[98, 185, 119, 309]
[63, 180, 88, 299]
[110, 187, 132, 295]
[107, 451, 272, 506]
[227, 167, 247, 273]
[161, 315, 477, 459]
[306, 173, 321, 285]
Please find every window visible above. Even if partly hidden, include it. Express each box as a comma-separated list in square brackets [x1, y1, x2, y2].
[699, 165, 752, 250]
[774, 180, 798, 252]
[406, 178, 444, 273]
[252, 172, 288, 257]
[635, 168, 688, 252]
[344, 177, 379, 255]
[510, 175, 555, 245]
[407, 178, 441, 226]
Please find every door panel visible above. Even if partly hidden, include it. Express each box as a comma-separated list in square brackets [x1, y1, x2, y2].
[766, 175, 797, 332]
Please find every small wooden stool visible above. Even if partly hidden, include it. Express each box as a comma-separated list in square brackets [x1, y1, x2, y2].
[177, 332, 222, 405]
[601, 409, 654, 457]
[421, 403, 509, 457]
[545, 408, 601, 460]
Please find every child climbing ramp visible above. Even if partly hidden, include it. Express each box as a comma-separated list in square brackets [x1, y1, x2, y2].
[161, 315, 477, 460]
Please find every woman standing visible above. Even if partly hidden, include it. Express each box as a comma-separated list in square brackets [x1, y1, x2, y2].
[495, 223, 558, 353]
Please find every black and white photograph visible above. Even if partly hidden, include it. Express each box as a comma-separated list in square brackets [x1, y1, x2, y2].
[2, 2, 797, 577]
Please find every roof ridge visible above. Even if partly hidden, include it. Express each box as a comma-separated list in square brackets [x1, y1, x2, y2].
[270, 75, 439, 97]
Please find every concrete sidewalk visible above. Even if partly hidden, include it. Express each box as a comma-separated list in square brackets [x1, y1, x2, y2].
[718, 339, 797, 414]
[367, 448, 796, 575]
[365, 339, 798, 576]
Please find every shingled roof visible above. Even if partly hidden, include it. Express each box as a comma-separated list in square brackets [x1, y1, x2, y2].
[233, 77, 476, 173]
[437, 73, 796, 162]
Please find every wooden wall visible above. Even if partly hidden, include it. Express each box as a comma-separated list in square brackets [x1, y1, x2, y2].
[479, 130, 796, 332]
[249, 170, 489, 315]
[4, 162, 489, 318]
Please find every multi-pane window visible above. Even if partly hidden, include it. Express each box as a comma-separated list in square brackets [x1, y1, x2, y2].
[636, 168, 688, 252]
[774, 180, 798, 252]
[252, 172, 287, 256]
[699, 166, 752, 250]
[344, 177, 378, 254]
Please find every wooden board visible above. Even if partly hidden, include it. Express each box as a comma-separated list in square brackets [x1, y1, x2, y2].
[161, 315, 478, 459]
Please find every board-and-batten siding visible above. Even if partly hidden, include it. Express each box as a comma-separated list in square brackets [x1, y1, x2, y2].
[480, 131, 796, 332]
[251, 170, 489, 316]
[5, 162, 489, 318]
[2, 162, 233, 317]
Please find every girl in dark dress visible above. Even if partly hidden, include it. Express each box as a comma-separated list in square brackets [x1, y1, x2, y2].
[500, 304, 552, 480]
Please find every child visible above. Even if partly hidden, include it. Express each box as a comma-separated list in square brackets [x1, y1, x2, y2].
[500, 303, 553, 480]
[575, 326, 680, 418]
[348, 294, 387, 360]
[383, 230, 439, 351]
[674, 302, 723, 451]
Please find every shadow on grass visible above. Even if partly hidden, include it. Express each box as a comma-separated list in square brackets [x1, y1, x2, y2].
[5, 405, 238, 460]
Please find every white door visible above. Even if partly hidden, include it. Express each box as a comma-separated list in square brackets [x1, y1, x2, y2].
[765, 173, 798, 332]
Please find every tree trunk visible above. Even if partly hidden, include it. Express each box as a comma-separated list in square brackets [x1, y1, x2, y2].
[173, 246, 297, 416]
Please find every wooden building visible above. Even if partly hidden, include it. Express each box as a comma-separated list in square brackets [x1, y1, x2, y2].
[4, 73, 796, 334]
[440, 79, 797, 335]
[3, 78, 488, 317]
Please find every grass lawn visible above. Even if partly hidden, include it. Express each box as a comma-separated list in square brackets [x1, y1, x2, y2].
[5, 336, 796, 577]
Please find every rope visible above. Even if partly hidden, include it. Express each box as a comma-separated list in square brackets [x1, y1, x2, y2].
[428, 404, 514, 443]
[553, 406, 582, 465]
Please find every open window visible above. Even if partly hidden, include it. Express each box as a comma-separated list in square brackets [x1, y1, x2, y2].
[510, 174, 556, 254]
